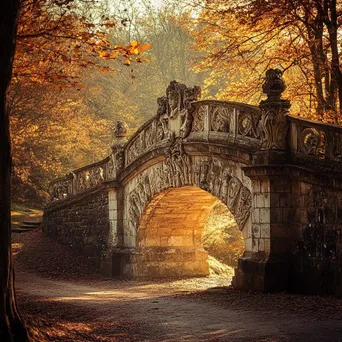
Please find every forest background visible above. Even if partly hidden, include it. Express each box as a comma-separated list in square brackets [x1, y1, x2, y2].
[11, 0, 342, 204]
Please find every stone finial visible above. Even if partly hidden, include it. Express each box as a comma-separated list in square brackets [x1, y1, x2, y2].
[114, 120, 128, 139]
[262, 68, 286, 100]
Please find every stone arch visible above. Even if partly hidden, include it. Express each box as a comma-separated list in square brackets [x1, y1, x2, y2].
[132, 186, 245, 277]
[122, 140, 252, 277]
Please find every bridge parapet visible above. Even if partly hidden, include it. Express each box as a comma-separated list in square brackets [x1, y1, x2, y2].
[48, 158, 108, 202]
[48, 78, 342, 203]
[124, 100, 262, 168]
[289, 115, 342, 172]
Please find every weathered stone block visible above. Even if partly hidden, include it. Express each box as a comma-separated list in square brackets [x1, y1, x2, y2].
[260, 208, 270, 224]
[252, 224, 261, 238]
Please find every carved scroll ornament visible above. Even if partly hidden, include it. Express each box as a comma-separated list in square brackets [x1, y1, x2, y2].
[211, 106, 232, 132]
[49, 178, 72, 201]
[238, 110, 261, 139]
[192, 105, 206, 132]
[298, 127, 326, 158]
[259, 107, 289, 149]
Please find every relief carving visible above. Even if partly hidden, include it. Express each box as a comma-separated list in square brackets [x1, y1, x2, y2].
[180, 86, 201, 138]
[259, 107, 289, 149]
[158, 81, 201, 140]
[77, 166, 105, 192]
[238, 110, 261, 138]
[49, 178, 72, 201]
[165, 137, 191, 187]
[145, 124, 154, 149]
[199, 159, 210, 191]
[192, 106, 206, 132]
[299, 127, 323, 156]
[126, 134, 144, 165]
[227, 177, 242, 209]
[259, 69, 290, 150]
[151, 166, 166, 194]
[211, 106, 232, 132]
[157, 96, 169, 141]
[234, 186, 252, 230]
[126, 156, 252, 232]
[210, 159, 223, 196]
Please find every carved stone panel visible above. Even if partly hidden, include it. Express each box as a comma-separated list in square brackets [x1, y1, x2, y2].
[234, 186, 252, 229]
[238, 110, 261, 139]
[299, 127, 325, 158]
[192, 106, 206, 132]
[165, 138, 192, 187]
[76, 166, 104, 192]
[227, 177, 242, 209]
[49, 177, 73, 201]
[210, 106, 232, 132]
[259, 106, 290, 149]
[145, 124, 154, 149]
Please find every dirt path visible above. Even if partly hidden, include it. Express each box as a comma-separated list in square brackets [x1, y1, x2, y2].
[12, 229, 342, 341]
[16, 270, 342, 342]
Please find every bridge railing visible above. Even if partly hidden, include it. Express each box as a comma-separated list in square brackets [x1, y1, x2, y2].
[288, 115, 342, 165]
[48, 158, 108, 202]
[124, 100, 263, 168]
[190, 100, 262, 145]
[125, 116, 168, 167]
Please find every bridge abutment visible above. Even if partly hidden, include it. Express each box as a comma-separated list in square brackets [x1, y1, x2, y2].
[234, 165, 294, 292]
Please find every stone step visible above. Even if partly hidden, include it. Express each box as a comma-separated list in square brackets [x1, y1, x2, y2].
[12, 227, 30, 233]
[19, 224, 39, 230]
[21, 221, 42, 226]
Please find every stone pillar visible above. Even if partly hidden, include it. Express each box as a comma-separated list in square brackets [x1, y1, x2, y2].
[234, 69, 294, 292]
[100, 120, 127, 277]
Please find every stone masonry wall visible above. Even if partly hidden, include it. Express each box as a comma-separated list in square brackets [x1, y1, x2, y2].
[291, 181, 342, 297]
[43, 190, 109, 266]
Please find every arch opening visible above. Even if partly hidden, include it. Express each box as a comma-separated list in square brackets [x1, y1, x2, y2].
[134, 186, 244, 278]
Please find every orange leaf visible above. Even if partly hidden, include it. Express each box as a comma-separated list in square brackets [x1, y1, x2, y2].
[139, 43, 152, 51]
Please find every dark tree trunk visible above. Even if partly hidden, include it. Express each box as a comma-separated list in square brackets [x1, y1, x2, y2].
[325, 0, 342, 116]
[0, 0, 31, 341]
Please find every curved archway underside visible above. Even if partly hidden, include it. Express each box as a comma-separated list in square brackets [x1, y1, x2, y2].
[135, 187, 218, 277]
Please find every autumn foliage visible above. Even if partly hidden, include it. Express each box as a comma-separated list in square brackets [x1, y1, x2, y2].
[10, 0, 151, 203]
[9, 0, 342, 204]
[188, 0, 342, 123]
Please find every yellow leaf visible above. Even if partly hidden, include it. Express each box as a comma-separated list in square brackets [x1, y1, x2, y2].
[130, 48, 140, 55]
[131, 40, 139, 47]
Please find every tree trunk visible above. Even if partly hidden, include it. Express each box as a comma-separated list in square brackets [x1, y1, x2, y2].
[0, 1, 31, 341]
[325, 0, 342, 117]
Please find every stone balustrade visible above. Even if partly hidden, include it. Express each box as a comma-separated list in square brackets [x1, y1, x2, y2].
[48, 158, 108, 202]
[48, 103, 342, 203]
[289, 115, 342, 169]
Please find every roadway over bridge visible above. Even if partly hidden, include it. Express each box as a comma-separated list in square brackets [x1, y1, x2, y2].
[43, 70, 342, 296]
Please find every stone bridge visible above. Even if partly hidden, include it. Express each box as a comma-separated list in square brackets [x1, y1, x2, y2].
[43, 70, 342, 296]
